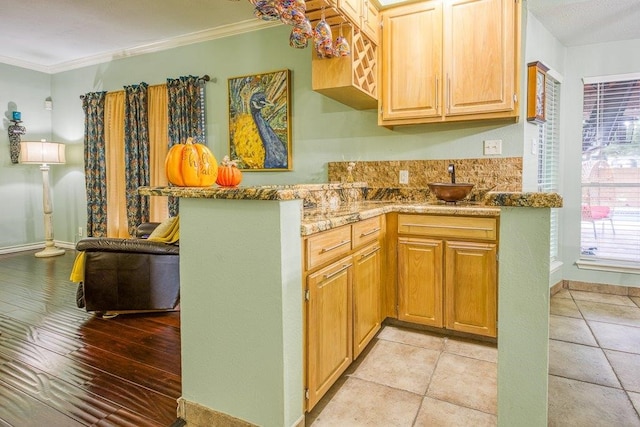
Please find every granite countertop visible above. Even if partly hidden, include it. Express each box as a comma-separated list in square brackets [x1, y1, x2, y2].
[138, 183, 367, 201]
[301, 201, 502, 235]
[138, 184, 563, 236]
[138, 185, 562, 207]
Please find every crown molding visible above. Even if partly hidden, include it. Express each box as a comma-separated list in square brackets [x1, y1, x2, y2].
[5, 19, 281, 75]
[0, 55, 52, 74]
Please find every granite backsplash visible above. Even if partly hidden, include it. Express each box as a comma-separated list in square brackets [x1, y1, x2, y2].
[327, 158, 522, 191]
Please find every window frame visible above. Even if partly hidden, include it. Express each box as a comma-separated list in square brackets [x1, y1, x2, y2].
[577, 72, 640, 273]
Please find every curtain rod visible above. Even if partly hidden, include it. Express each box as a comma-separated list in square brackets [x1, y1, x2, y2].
[79, 75, 212, 99]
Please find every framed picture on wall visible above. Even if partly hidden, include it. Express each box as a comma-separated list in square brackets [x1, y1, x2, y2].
[228, 69, 292, 171]
[527, 61, 549, 123]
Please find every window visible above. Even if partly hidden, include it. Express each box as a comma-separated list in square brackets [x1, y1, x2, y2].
[538, 74, 561, 262]
[580, 74, 640, 266]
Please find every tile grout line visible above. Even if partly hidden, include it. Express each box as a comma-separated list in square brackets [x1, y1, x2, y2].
[552, 292, 640, 423]
[409, 337, 447, 426]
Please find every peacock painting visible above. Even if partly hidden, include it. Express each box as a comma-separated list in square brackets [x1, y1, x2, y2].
[228, 70, 291, 170]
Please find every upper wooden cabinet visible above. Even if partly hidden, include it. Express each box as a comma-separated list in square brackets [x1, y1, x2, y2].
[379, 0, 521, 126]
[380, 1, 442, 121]
[308, 0, 379, 110]
[339, 0, 380, 44]
[362, 0, 380, 45]
[312, 24, 378, 110]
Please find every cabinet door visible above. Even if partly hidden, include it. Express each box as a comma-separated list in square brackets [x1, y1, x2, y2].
[340, 0, 362, 26]
[444, 0, 515, 116]
[444, 240, 497, 337]
[361, 0, 380, 44]
[397, 237, 443, 327]
[306, 258, 354, 410]
[380, 1, 442, 121]
[353, 242, 382, 359]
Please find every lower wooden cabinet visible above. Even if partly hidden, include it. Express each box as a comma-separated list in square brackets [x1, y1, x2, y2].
[304, 213, 497, 411]
[306, 257, 354, 410]
[304, 216, 384, 410]
[397, 237, 443, 326]
[397, 214, 498, 338]
[353, 242, 382, 358]
[445, 241, 497, 337]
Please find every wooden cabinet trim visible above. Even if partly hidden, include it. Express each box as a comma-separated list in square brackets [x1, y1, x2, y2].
[398, 214, 497, 241]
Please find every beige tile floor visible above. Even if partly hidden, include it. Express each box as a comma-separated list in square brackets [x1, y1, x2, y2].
[548, 289, 640, 426]
[306, 289, 640, 426]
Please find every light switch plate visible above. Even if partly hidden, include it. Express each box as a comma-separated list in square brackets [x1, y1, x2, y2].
[399, 170, 409, 184]
[484, 139, 502, 155]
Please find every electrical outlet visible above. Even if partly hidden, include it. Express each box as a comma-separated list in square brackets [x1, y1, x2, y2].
[531, 138, 538, 155]
[78, 227, 83, 237]
[399, 170, 409, 184]
[484, 139, 502, 155]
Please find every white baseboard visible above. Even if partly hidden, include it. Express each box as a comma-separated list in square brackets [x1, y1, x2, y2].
[0, 240, 76, 255]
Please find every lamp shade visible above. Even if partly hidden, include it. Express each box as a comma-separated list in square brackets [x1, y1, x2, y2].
[19, 141, 66, 165]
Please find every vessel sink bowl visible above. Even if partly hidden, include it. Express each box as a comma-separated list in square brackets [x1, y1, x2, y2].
[428, 183, 474, 202]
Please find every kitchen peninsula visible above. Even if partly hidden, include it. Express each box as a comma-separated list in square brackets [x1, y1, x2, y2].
[139, 183, 562, 427]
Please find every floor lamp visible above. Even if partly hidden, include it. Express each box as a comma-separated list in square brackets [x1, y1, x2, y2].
[19, 140, 66, 258]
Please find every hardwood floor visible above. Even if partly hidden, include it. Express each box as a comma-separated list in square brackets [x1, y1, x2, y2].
[0, 250, 181, 426]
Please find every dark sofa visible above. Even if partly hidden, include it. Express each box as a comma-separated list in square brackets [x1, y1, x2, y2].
[75, 223, 180, 316]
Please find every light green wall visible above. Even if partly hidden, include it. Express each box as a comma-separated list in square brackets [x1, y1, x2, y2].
[523, 11, 567, 287]
[498, 207, 551, 426]
[46, 24, 525, 245]
[0, 64, 53, 249]
[179, 198, 303, 426]
[522, 11, 566, 191]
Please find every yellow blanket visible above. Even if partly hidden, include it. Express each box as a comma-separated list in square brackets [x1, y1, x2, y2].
[69, 216, 179, 283]
[147, 216, 180, 244]
[69, 251, 86, 283]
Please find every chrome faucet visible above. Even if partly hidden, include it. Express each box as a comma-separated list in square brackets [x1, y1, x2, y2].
[448, 163, 456, 184]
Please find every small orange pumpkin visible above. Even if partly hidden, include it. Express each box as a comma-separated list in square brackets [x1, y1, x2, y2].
[216, 156, 243, 187]
[165, 137, 218, 187]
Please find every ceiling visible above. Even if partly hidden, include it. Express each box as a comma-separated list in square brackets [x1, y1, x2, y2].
[526, 0, 640, 47]
[1, 0, 639, 74]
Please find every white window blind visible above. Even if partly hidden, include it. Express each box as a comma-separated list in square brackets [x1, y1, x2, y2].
[538, 75, 561, 261]
[580, 75, 640, 264]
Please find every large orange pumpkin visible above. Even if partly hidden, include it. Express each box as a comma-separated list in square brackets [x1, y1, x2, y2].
[165, 137, 218, 187]
[216, 156, 243, 187]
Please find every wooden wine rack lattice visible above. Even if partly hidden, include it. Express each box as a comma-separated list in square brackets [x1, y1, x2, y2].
[306, 0, 377, 104]
[351, 29, 376, 99]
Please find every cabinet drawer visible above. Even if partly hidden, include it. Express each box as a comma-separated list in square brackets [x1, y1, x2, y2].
[306, 225, 352, 270]
[352, 216, 383, 248]
[398, 214, 496, 241]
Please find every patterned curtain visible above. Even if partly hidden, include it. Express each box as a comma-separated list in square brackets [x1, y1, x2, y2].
[82, 91, 108, 237]
[124, 83, 150, 235]
[167, 75, 206, 216]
